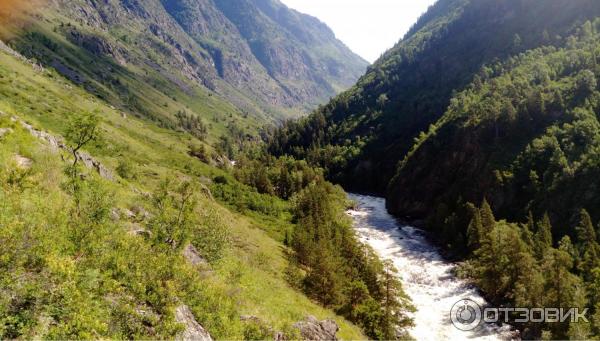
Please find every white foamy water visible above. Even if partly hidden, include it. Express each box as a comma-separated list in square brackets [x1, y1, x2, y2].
[347, 194, 517, 341]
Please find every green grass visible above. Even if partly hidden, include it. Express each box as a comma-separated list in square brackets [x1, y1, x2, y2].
[0, 39, 365, 339]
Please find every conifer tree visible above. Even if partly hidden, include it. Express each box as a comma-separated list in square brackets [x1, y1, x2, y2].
[466, 203, 483, 251]
[480, 199, 495, 234]
[535, 213, 553, 257]
[576, 209, 600, 280]
[379, 260, 413, 340]
[576, 209, 597, 246]
[521, 211, 536, 249]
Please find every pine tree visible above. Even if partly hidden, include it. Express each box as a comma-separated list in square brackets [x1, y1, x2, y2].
[576, 209, 597, 246]
[379, 260, 413, 340]
[466, 203, 483, 251]
[541, 247, 582, 338]
[521, 211, 535, 248]
[566, 285, 591, 340]
[535, 213, 553, 257]
[576, 209, 600, 280]
[480, 199, 495, 234]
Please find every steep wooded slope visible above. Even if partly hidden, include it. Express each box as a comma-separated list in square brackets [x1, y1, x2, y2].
[269, 0, 600, 193]
[388, 22, 600, 242]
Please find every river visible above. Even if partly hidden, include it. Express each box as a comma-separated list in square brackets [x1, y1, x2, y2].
[347, 194, 517, 341]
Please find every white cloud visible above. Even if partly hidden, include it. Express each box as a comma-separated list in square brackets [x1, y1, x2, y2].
[280, 0, 437, 63]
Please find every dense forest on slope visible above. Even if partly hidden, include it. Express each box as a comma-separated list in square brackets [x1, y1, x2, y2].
[388, 23, 600, 239]
[266, 1, 600, 339]
[386, 29, 600, 338]
[268, 0, 600, 194]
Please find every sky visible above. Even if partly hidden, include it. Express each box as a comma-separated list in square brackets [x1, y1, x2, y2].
[280, 0, 437, 63]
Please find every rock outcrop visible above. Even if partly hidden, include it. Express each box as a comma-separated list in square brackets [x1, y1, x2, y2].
[0, 127, 13, 138]
[183, 244, 207, 267]
[293, 316, 339, 341]
[175, 305, 213, 341]
[17, 118, 115, 181]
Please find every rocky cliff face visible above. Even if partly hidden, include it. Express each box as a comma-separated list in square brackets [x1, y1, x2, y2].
[20, 0, 367, 120]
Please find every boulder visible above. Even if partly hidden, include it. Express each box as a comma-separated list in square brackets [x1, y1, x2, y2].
[293, 316, 339, 341]
[175, 305, 213, 341]
[0, 128, 13, 138]
[183, 244, 207, 267]
[14, 154, 33, 169]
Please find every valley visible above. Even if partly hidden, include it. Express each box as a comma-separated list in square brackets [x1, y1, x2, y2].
[2, 0, 600, 340]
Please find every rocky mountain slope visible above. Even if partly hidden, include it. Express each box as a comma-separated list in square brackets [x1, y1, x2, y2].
[0, 2, 375, 340]
[8, 0, 366, 127]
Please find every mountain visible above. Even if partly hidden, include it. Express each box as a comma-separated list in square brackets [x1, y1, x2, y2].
[0, 1, 406, 340]
[269, 0, 600, 193]
[266, 3, 600, 338]
[8, 0, 366, 128]
[388, 24, 600, 242]
[0, 38, 368, 339]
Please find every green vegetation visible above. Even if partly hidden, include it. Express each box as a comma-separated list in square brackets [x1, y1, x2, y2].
[389, 19, 600, 243]
[0, 37, 367, 339]
[268, 0, 600, 194]
[379, 22, 600, 339]
[290, 180, 414, 339]
[460, 203, 599, 339]
[224, 146, 415, 339]
[268, 1, 600, 340]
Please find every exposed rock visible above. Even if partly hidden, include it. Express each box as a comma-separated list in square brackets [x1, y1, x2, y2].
[183, 244, 207, 267]
[240, 315, 262, 323]
[199, 184, 214, 201]
[14, 155, 33, 169]
[110, 208, 121, 221]
[130, 206, 152, 221]
[0, 128, 13, 138]
[19, 119, 64, 152]
[78, 151, 115, 181]
[127, 223, 150, 238]
[175, 305, 213, 341]
[17, 118, 116, 181]
[274, 331, 287, 341]
[121, 208, 136, 220]
[65, 28, 127, 65]
[293, 316, 339, 341]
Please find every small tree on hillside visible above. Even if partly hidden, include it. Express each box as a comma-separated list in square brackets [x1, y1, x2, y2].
[65, 111, 102, 167]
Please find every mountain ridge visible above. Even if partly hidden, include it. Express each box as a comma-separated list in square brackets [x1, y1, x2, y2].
[11, 0, 367, 124]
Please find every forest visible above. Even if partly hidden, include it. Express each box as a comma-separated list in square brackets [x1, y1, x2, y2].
[267, 2, 600, 340]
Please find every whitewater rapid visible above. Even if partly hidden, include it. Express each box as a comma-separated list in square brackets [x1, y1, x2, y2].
[347, 194, 516, 341]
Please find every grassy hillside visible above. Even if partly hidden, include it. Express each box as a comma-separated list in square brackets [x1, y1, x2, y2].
[6, 0, 366, 127]
[0, 39, 366, 339]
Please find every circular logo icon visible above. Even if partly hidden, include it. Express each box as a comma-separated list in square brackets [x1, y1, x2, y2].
[450, 299, 482, 331]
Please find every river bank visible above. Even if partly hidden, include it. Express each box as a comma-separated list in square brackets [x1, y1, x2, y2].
[347, 194, 517, 340]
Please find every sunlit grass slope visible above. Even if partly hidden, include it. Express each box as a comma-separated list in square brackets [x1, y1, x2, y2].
[0, 42, 365, 339]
